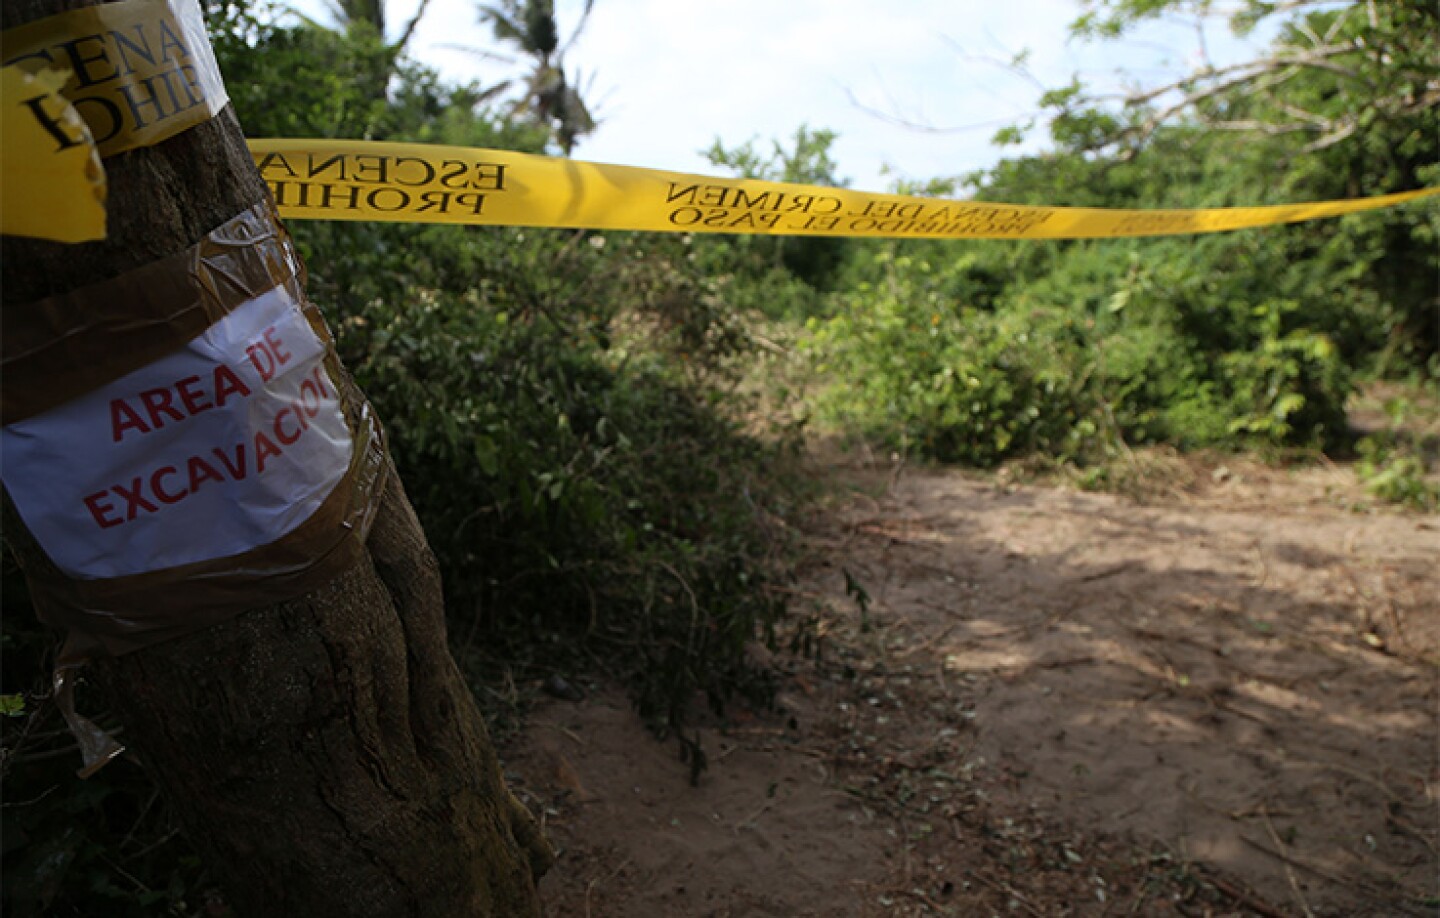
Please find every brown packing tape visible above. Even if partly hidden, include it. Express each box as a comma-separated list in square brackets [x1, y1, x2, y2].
[22, 395, 387, 656]
[1, 204, 304, 425]
[4, 204, 389, 657]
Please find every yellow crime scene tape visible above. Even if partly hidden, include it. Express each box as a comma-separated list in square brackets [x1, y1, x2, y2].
[250, 139, 1440, 241]
[2, 0, 1437, 245]
[4, 99, 1437, 244]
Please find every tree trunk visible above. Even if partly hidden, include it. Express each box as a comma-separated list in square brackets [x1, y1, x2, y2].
[1, 2, 551, 915]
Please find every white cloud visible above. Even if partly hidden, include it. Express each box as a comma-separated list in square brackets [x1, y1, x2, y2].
[293, 0, 1279, 192]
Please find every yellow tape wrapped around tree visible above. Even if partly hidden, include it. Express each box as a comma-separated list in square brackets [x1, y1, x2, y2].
[1, 63, 106, 242]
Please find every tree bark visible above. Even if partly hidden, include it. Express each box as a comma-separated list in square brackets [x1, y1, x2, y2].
[1, 2, 551, 915]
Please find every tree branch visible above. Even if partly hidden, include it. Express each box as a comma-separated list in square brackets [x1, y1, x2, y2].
[1124, 42, 1365, 107]
[845, 86, 1023, 135]
[392, 0, 432, 56]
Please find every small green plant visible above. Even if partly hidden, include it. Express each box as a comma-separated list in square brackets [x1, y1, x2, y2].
[1356, 435, 1440, 511]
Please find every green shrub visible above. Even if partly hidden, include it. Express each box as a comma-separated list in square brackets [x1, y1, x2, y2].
[805, 251, 1095, 464]
[801, 236, 1357, 466]
[333, 263, 791, 734]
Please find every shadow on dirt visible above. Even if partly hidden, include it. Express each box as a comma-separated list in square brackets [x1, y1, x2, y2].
[509, 456, 1437, 917]
[805, 460, 1436, 916]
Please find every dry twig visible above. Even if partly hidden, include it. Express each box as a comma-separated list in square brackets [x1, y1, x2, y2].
[1261, 803, 1316, 918]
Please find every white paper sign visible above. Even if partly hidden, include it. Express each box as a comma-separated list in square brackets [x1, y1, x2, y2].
[1, 286, 352, 580]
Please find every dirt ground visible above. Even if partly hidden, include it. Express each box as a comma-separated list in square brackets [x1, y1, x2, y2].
[506, 451, 1439, 917]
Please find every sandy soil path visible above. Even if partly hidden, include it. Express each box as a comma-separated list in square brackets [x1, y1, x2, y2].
[507, 455, 1439, 917]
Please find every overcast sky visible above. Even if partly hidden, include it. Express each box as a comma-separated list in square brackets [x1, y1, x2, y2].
[297, 1, 1280, 192]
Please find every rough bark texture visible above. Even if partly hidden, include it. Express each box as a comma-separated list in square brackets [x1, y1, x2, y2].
[2, 2, 552, 914]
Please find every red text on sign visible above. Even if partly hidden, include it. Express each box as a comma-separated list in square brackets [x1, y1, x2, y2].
[108, 324, 298, 443]
[84, 364, 335, 530]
